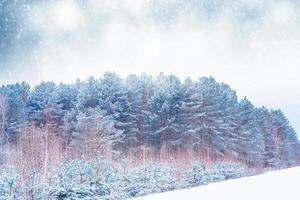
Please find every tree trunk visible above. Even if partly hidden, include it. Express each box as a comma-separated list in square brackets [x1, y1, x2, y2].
[43, 128, 49, 180]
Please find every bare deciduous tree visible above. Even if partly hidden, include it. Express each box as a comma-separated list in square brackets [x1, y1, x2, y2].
[0, 95, 8, 164]
[71, 108, 124, 160]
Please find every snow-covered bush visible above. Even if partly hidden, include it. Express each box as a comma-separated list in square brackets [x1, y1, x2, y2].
[0, 167, 22, 200]
[0, 159, 247, 199]
[90, 159, 128, 200]
[50, 159, 128, 200]
[26, 171, 49, 200]
[119, 160, 145, 197]
[124, 163, 177, 197]
[181, 161, 208, 188]
[50, 160, 94, 199]
[208, 162, 244, 182]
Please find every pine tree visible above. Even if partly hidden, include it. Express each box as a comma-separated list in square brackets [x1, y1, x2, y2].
[270, 110, 300, 167]
[99, 72, 133, 153]
[50, 160, 93, 199]
[194, 77, 228, 160]
[26, 171, 49, 200]
[76, 77, 100, 110]
[257, 107, 280, 168]
[181, 161, 208, 188]
[125, 74, 152, 152]
[0, 167, 22, 200]
[0, 82, 29, 143]
[124, 163, 177, 197]
[148, 74, 184, 151]
[237, 98, 264, 167]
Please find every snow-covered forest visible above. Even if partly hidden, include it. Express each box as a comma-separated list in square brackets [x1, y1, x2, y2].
[1, 0, 300, 199]
[0, 72, 299, 199]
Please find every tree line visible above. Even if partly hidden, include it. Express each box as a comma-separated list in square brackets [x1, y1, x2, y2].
[0, 72, 299, 175]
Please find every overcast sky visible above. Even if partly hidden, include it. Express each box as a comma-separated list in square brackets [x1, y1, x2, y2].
[0, 0, 299, 135]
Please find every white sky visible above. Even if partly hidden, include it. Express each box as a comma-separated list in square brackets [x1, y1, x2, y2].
[1, 0, 300, 135]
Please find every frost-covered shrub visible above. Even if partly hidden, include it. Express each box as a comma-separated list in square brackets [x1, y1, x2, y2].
[1, 159, 247, 199]
[119, 159, 139, 197]
[125, 169, 144, 197]
[125, 163, 177, 197]
[208, 162, 244, 182]
[26, 171, 49, 200]
[50, 159, 128, 200]
[0, 167, 22, 200]
[181, 161, 208, 188]
[50, 160, 94, 199]
[145, 164, 177, 193]
[90, 159, 128, 200]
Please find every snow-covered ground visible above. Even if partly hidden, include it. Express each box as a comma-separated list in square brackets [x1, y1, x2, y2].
[135, 167, 300, 200]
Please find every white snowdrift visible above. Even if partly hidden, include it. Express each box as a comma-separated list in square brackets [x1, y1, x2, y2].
[135, 167, 300, 200]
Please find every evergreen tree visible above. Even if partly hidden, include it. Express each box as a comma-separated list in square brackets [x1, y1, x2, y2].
[0, 167, 22, 200]
[99, 72, 133, 153]
[270, 110, 300, 167]
[237, 98, 264, 167]
[26, 171, 49, 200]
[182, 161, 208, 188]
[257, 107, 280, 168]
[0, 82, 29, 142]
[148, 74, 184, 150]
[195, 77, 228, 160]
[76, 77, 100, 110]
[26, 81, 62, 128]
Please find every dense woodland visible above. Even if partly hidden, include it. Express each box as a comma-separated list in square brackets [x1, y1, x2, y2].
[0, 72, 299, 199]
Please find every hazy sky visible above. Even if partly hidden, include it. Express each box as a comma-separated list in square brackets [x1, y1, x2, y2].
[0, 0, 299, 135]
